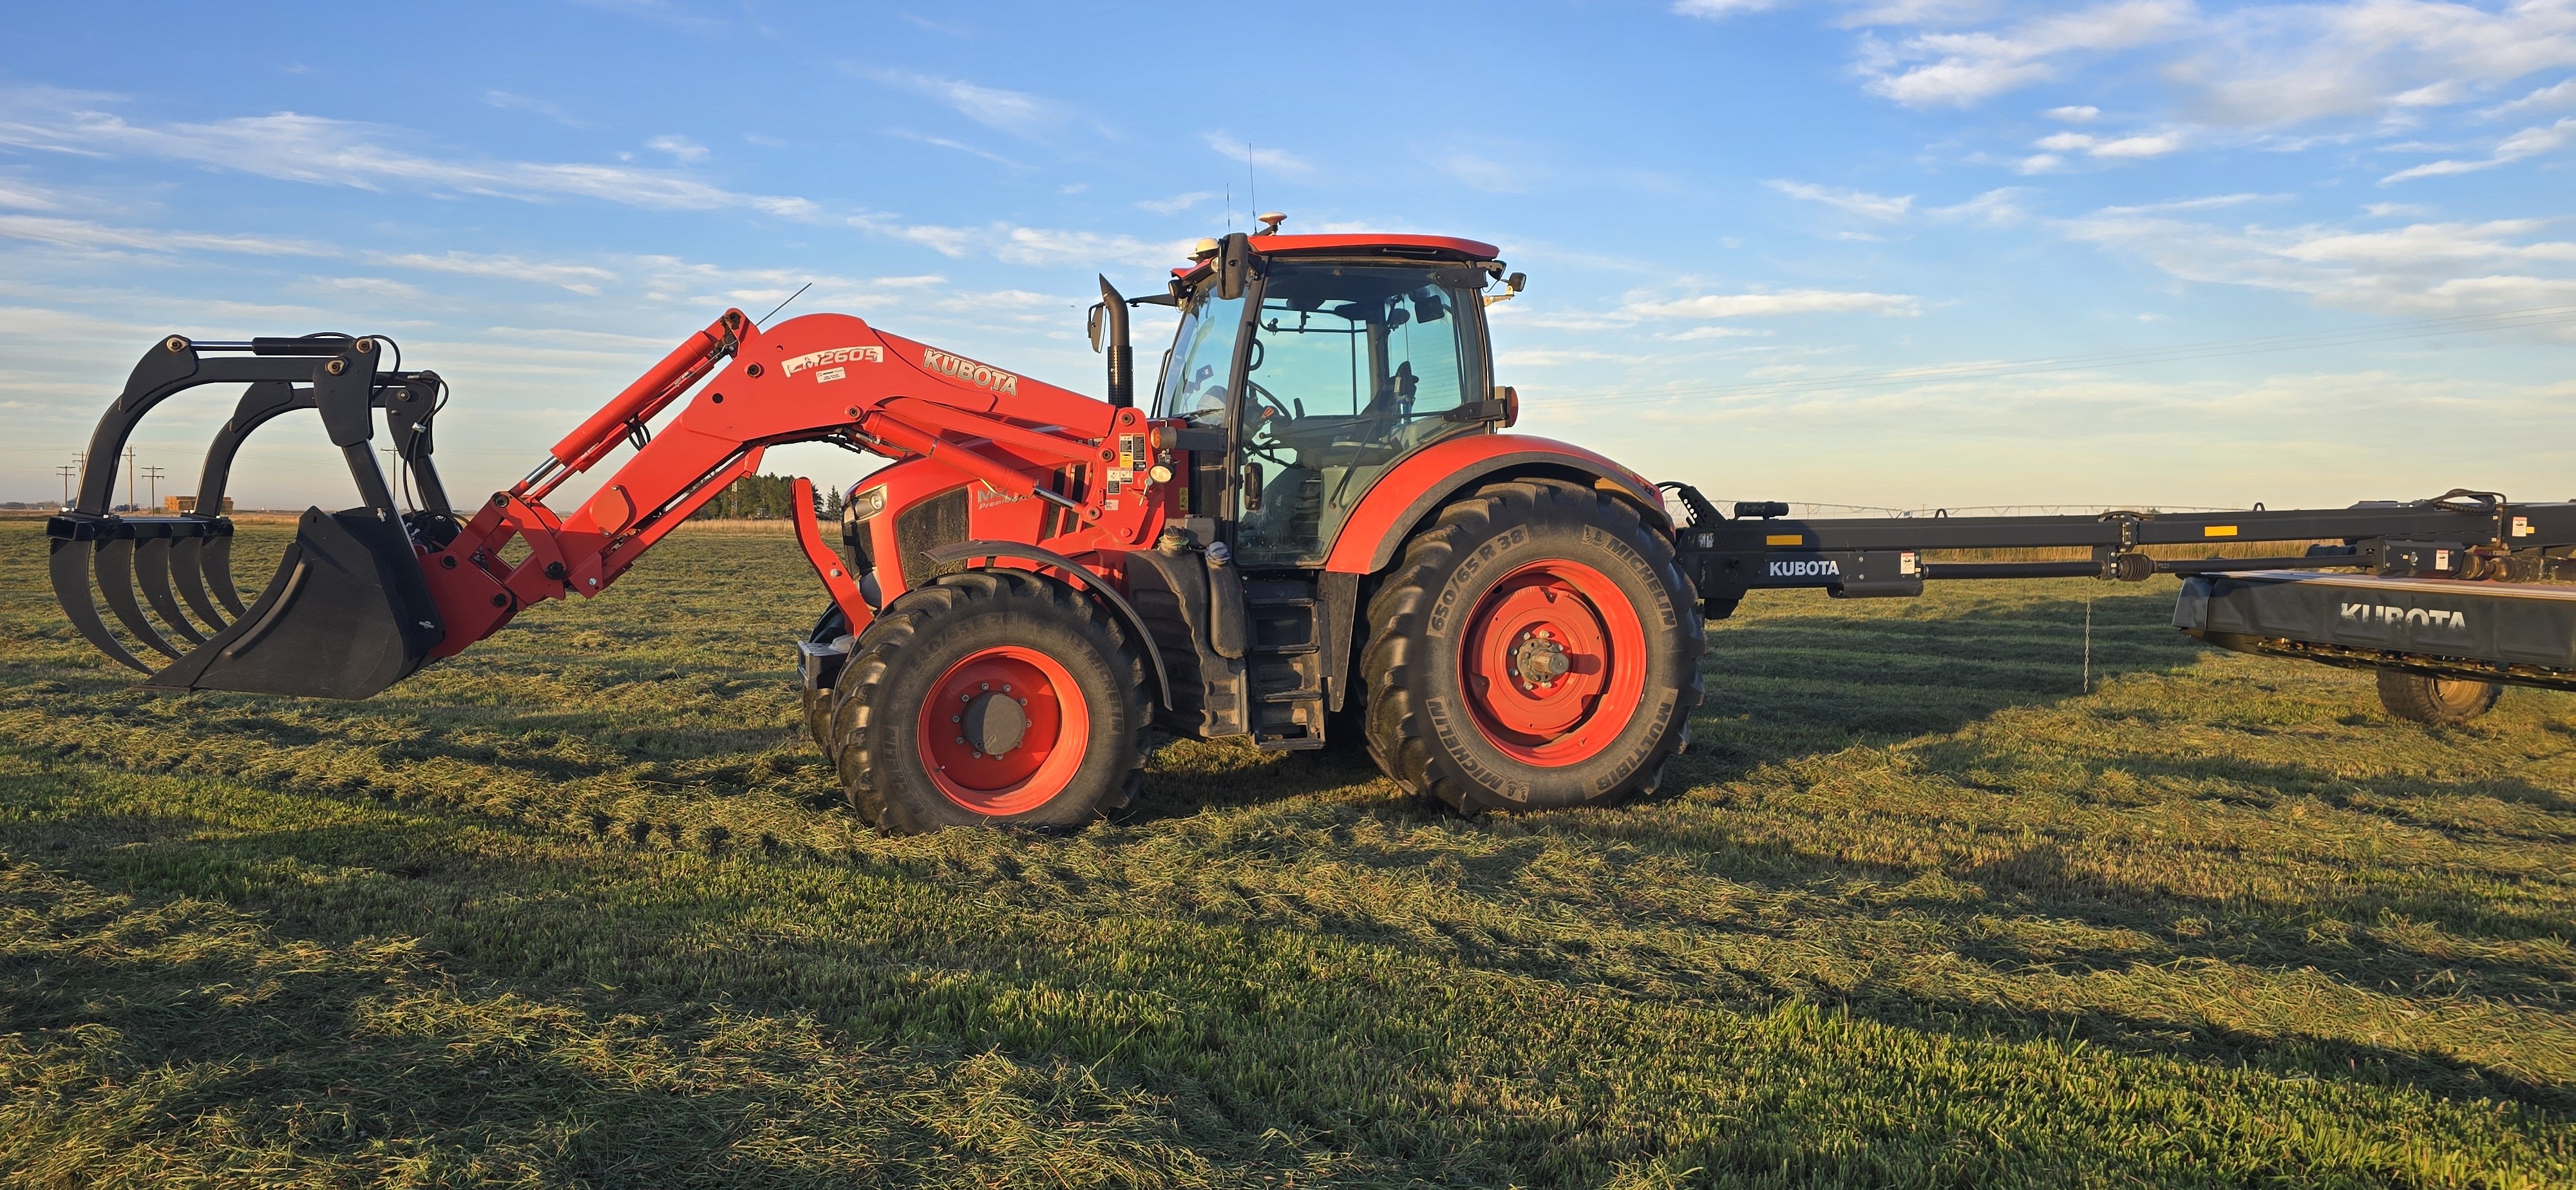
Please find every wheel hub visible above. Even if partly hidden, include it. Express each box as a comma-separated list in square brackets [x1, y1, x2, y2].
[961, 690, 1028, 755]
[1457, 559, 1651, 765]
[917, 646, 1086, 815]
[1512, 632, 1571, 686]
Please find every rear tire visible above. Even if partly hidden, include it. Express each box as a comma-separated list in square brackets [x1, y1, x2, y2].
[826, 570, 1148, 833]
[2376, 668, 2501, 726]
[1360, 479, 1703, 815]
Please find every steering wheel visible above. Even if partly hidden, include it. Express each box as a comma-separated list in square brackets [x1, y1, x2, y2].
[1242, 380, 1299, 465]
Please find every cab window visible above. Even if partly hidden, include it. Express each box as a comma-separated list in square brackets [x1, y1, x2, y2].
[1151, 287, 1246, 426]
[1233, 263, 1490, 566]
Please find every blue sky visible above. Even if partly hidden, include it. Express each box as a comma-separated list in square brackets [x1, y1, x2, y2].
[3, 0, 2571, 513]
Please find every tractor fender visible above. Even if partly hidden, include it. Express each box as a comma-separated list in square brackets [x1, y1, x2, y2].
[1322, 434, 1671, 576]
[921, 540, 1172, 710]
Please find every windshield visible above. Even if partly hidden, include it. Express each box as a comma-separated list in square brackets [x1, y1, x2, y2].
[1246, 265, 1477, 431]
[1151, 287, 1246, 425]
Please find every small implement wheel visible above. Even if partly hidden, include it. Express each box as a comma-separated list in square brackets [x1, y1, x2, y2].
[2376, 668, 2502, 726]
[826, 570, 1147, 833]
[1361, 479, 1703, 814]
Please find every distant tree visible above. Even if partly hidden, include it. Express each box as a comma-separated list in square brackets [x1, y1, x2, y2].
[691, 472, 804, 521]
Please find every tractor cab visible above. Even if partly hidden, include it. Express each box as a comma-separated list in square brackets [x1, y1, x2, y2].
[1150, 229, 1517, 568]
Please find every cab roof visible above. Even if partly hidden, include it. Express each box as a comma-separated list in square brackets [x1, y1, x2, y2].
[1170, 232, 1501, 279]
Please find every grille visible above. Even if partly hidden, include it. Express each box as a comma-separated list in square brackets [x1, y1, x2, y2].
[895, 486, 971, 587]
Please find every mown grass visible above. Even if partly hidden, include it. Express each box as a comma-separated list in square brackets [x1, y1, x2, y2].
[1, 518, 2570, 1187]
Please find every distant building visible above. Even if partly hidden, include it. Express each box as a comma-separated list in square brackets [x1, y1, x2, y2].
[164, 496, 234, 514]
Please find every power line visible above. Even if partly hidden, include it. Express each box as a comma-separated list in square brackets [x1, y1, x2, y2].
[1522, 302, 2576, 409]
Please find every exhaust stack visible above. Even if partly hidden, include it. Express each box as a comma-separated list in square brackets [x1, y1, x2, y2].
[1095, 274, 1133, 408]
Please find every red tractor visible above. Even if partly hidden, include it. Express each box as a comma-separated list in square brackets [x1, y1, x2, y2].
[50, 226, 1705, 832]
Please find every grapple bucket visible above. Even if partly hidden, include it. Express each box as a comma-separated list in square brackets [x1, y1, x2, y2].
[48, 334, 456, 700]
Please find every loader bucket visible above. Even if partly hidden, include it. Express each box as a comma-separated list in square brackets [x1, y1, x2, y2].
[48, 333, 453, 699]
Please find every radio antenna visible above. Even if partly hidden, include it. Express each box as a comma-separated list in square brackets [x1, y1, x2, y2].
[759, 281, 813, 328]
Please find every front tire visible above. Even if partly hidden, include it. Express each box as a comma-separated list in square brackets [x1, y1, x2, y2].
[826, 570, 1148, 833]
[2376, 668, 2501, 726]
[1359, 479, 1703, 814]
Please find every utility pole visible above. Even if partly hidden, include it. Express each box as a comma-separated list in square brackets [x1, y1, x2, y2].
[141, 465, 166, 511]
[123, 446, 137, 511]
[56, 464, 77, 509]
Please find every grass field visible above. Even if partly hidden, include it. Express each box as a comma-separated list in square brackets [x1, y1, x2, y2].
[2, 517, 2570, 1187]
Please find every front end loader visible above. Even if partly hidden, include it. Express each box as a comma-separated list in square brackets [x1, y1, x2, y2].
[52, 227, 1704, 831]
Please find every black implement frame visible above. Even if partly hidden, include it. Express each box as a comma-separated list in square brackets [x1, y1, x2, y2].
[1668, 486, 2576, 613]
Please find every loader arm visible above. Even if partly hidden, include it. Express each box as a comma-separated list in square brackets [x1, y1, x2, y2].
[419, 309, 1161, 660]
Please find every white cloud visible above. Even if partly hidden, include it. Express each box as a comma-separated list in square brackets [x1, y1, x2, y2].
[0, 178, 61, 210]
[2170, 1, 2576, 126]
[1135, 191, 1218, 214]
[1862, 0, 2192, 108]
[645, 135, 708, 162]
[2028, 128, 2186, 165]
[0, 214, 331, 256]
[848, 213, 1189, 269]
[864, 71, 1061, 137]
[310, 276, 426, 301]
[482, 91, 585, 128]
[1672, 0, 1784, 15]
[2063, 207, 2576, 317]
[1927, 186, 2030, 225]
[1437, 151, 1533, 193]
[2484, 77, 2576, 117]
[2094, 193, 2274, 215]
[0, 94, 818, 217]
[1763, 0, 2576, 138]
[1767, 178, 1915, 220]
[1622, 288, 1923, 319]
[370, 250, 620, 294]
[886, 130, 1026, 169]
[2380, 115, 2576, 181]
[1203, 133, 1312, 175]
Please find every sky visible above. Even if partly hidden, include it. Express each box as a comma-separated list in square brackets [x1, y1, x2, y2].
[1, 0, 2572, 516]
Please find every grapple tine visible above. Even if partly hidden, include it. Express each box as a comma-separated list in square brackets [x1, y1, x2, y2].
[205, 531, 247, 615]
[48, 537, 153, 674]
[133, 529, 208, 645]
[170, 533, 231, 629]
[95, 536, 185, 660]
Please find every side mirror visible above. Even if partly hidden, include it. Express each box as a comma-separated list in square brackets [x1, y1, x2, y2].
[1217, 232, 1254, 301]
[1086, 303, 1104, 353]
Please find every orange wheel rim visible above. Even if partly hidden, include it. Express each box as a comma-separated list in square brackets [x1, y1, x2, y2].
[917, 645, 1088, 815]
[1457, 559, 1648, 766]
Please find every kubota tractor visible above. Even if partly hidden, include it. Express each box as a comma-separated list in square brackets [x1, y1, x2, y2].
[50, 225, 1705, 831]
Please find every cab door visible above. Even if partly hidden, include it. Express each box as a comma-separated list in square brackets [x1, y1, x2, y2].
[1229, 261, 1495, 569]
